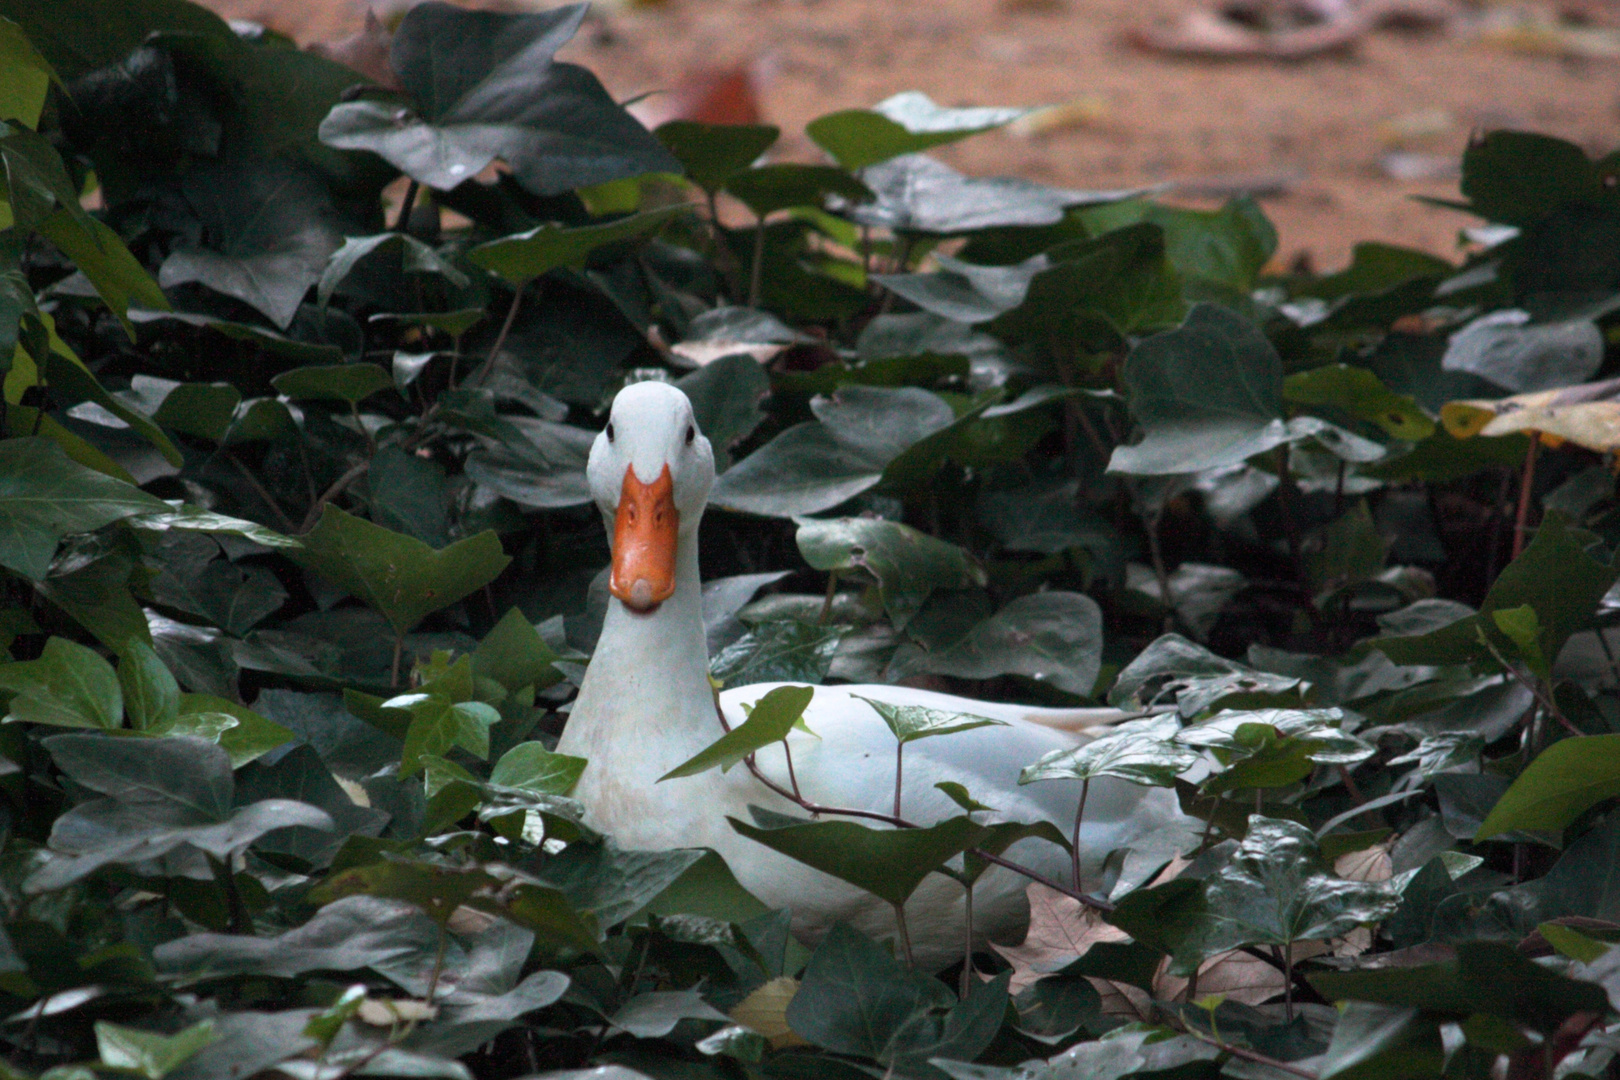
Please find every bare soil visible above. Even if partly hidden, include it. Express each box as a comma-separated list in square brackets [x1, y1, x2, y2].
[205, 0, 1619, 270]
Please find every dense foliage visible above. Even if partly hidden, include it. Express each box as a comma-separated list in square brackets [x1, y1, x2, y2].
[1, 0, 1620, 1076]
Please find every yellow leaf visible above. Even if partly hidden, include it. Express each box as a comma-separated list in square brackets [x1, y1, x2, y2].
[729, 976, 805, 1048]
[1442, 375, 1620, 454]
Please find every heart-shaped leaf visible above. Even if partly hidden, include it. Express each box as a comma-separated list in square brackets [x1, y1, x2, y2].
[807, 92, 1032, 172]
[319, 2, 677, 194]
[292, 505, 511, 636]
[661, 685, 814, 780]
[0, 437, 169, 579]
[1021, 713, 1198, 787]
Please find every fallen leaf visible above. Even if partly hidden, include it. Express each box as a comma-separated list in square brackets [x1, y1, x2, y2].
[730, 976, 805, 1048]
[992, 883, 1130, 994]
[305, 10, 403, 90]
[357, 998, 437, 1025]
[1442, 375, 1620, 454]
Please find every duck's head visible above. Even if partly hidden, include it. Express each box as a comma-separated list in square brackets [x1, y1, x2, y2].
[588, 381, 715, 613]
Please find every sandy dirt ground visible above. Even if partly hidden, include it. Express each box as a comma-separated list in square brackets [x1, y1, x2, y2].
[203, 0, 1618, 270]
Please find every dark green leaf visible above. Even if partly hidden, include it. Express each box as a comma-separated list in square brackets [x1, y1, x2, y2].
[1160, 816, 1400, 974]
[806, 92, 1030, 171]
[156, 158, 343, 330]
[710, 620, 847, 686]
[292, 505, 511, 636]
[723, 163, 873, 218]
[656, 120, 779, 193]
[316, 232, 468, 308]
[119, 640, 180, 730]
[795, 517, 983, 631]
[322, 2, 677, 193]
[0, 636, 122, 730]
[270, 363, 393, 405]
[887, 591, 1103, 696]
[473, 607, 564, 693]
[466, 205, 687, 286]
[729, 814, 980, 906]
[0, 437, 168, 579]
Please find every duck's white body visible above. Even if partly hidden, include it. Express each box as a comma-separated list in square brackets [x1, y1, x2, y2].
[557, 382, 1192, 969]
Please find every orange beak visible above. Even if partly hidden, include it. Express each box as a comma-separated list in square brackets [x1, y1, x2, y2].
[610, 464, 679, 612]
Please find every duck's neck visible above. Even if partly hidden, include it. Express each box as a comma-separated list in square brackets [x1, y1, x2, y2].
[562, 527, 718, 777]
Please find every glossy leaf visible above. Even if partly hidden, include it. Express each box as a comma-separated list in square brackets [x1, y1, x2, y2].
[854, 695, 1005, 745]
[1020, 713, 1197, 787]
[319, 2, 677, 193]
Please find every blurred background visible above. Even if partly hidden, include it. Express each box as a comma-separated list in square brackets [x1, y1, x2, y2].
[195, 0, 1619, 270]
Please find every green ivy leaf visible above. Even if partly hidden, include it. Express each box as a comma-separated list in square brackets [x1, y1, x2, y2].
[292, 505, 511, 637]
[660, 685, 814, 780]
[1020, 713, 1197, 787]
[270, 364, 393, 405]
[316, 232, 469, 308]
[853, 695, 1005, 745]
[96, 1020, 217, 1080]
[0, 437, 169, 579]
[795, 517, 983, 631]
[655, 120, 780, 194]
[319, 2, 677, 194]
[0, 636, 122, 730]
[490, 742, 586, 795]
[1158, 816, 1400, 975]
[466, 205, 686, 286]
[472, 607, 564, 694]
[1284, 363, 1436, 441]
[118, 640, 180, 730]
[806, 92, 1031, 172]
[1475, 734, 1620, 839]
[728, 813, 980, 906]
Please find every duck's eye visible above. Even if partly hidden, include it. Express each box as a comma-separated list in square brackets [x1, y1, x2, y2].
[606, 422, 616, 443]
[685, 425, 695, 445]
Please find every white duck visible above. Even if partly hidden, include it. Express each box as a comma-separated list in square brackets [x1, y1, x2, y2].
[556, 381, 1191, 969]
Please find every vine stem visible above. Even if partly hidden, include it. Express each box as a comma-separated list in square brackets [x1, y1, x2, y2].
[1477, 632, 1581, 736]
[892, 902, 916, 967]
[714, 692, 1116, 911]
[894, 743, 905, 821]
[469, 281, 528, 390]
[1179, 1023, 1318, 1080]
[960, 882, 976, 999]
[1070, 777, 1090, 891]
[711, 695, 1320, 1002]
[748, 214, 766, 308]
[395, 179, 420, 233]
[818, 569, 842, 624]
[224, 449, 298, 532]
[299, 460, 371, 533]
[1512, 436, 1539, 560]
